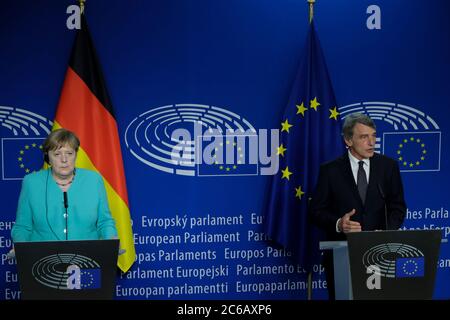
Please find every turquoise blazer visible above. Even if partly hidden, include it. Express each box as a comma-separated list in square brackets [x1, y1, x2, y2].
[11, 168, 118, 242]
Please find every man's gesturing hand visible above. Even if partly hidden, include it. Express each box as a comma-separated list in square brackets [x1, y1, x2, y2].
[339, 209, 362, 233]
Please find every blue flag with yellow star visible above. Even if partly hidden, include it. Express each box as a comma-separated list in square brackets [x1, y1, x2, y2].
[264, 22, 345, 271]
[383, 131, 440, 172]
[1, 138, 45, 180]
[80, 268, 101, 289]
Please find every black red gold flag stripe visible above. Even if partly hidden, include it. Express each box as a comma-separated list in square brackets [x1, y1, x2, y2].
[53, 15, 135, 272]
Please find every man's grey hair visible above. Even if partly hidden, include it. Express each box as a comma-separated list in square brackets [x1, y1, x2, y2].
[342, 113, 376, 140]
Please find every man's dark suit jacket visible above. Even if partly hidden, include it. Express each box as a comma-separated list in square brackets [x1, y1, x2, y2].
[310, 152, 406, 241]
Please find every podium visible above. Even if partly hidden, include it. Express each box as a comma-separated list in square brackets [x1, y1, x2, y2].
[14, 239, 119, 300]
[320, 230, 443, 300]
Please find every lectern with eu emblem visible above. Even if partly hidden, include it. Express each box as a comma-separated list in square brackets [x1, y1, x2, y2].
[320, 230, 442, 300]
[14, 239, 119, 300]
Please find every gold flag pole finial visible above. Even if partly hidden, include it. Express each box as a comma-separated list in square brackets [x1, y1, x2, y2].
[79, 0, 86, 15]
[308, 0, 315, 23]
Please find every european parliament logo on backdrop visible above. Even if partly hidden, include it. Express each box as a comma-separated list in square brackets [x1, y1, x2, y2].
[0, 106, 52, 180]
[124, 103, 279, 177]
[339, 101, 441, 172]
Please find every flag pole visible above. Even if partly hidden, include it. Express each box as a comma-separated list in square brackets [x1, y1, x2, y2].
[307, 0, 315, 301]
[79, 0, 86, 15]
[308, 0, 315, 23]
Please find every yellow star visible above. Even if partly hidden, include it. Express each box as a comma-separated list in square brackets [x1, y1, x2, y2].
[296, 103, 308, 117]
[329, 107, 340, 120]
[25, 145, 29, 149]
[281, 119, 293, 133]
[295, 186, 305, 199]
[31, 143, 36, 147]
[281, 166, 293, 180]
[277, 144, 287, 157]
[310, 97, 320, 111]
[18, 157, 22, 162]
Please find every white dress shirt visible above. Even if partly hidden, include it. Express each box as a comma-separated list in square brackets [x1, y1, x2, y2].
[348, 150, 370, 184]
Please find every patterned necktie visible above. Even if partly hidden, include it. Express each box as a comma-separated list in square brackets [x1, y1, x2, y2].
[357, 160, 368, 204]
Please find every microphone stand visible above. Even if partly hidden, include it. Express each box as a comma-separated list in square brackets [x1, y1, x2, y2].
[377, 184, 389, 230]
[63, 192, 68, 240]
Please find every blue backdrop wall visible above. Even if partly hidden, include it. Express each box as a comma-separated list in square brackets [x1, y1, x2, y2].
[1, 0, 449, 300]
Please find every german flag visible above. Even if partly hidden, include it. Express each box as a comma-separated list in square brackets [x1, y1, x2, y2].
[53, 15, 135, 272]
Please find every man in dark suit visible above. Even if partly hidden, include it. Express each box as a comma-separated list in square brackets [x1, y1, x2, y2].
[309, 113, 406, 300]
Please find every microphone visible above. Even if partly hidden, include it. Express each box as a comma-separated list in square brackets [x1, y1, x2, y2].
[377, 183, 389, 230]
[63, 191, 68, 209]
[63, 192, 68, 240]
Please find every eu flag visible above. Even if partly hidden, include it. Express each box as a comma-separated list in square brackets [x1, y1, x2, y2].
[395, 257, 425, 278]
[198, 134, 258, 176]
[80, 268, 101, 289]
[1, 138, 45, 180]
[383, 131, 440, 172]
[264, 22, 345, 271]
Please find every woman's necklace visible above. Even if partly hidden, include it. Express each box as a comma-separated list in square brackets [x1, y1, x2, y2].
[54, 174, 75, 187]
[55, 178, 73, 186]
